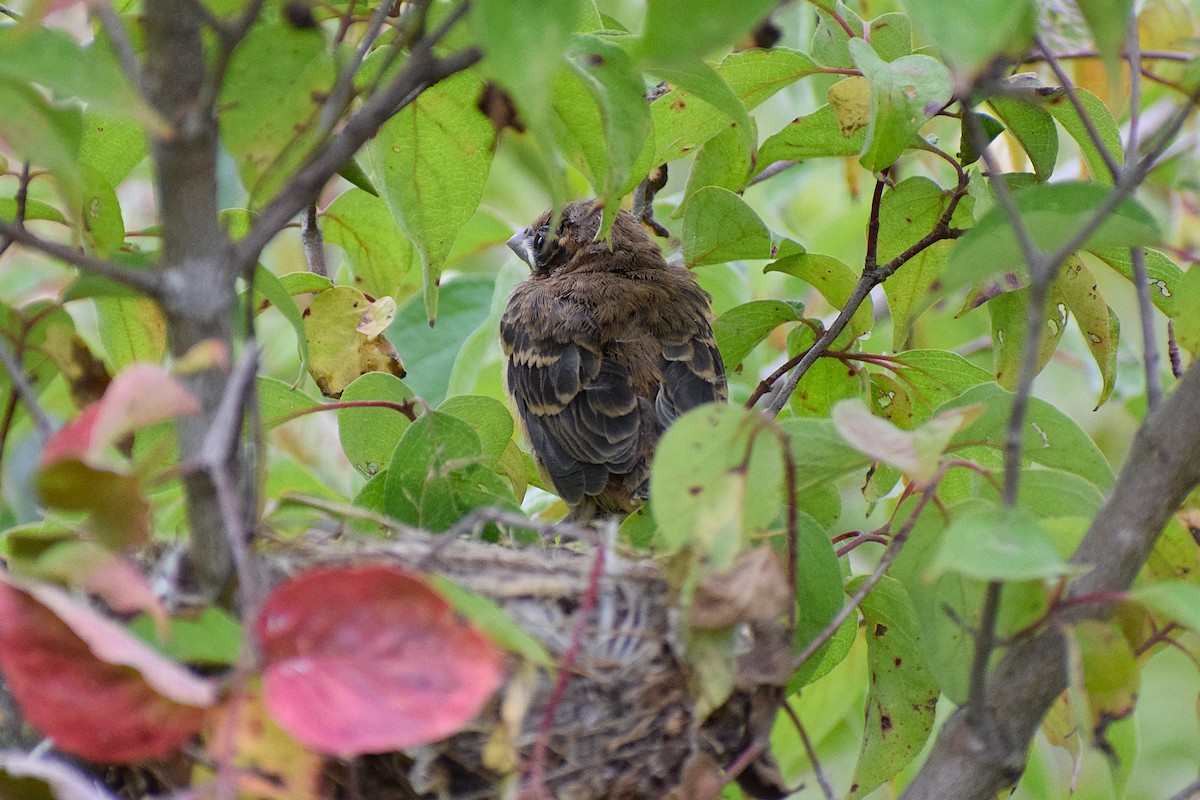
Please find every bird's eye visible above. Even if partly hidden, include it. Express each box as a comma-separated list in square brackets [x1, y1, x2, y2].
[533, 227, 547, 254]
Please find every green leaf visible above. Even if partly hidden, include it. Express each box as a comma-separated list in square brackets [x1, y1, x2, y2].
[430, 576, 553, 666]
[810, 4, 861, 69]
[437, 395, 514, 466]
[868, 12, 914, 61]
[681, 187, 772, 268]
[370, 71, 495, 322]
[988, 287, 1068, 390]
[1089, 247, 1181, 318]
[978, 468, 1104, 518]
[383, 410, 516, 531]
[253, 265, 309, 383]
[389, 276, 495, 406]
[646, 58, 755, 156]
[651, 48, 822, 164]
[902, 0, 1035, 76]
[928, 503, 1083, 581]
[219, 23, 334, 202]
[446, 260, 524, 397]
[988, 96, 1059, 181]
[1056, 257, 1118, 408]
[939, 382, 1115, 489]
[337, 373, 415, 477]
[753, 104, 867, 176]
[680, 124, 755, 210]
[637, 0, 777, 65]
[1133, 581, 1200, 633]
[846, 575, 939, 800]
[766, 253, 873, 336]
[790, 511, 851, 689]
[1045, 89, 1124, 183]
[77, 165, 124, 257]
[94, 297, 165, 370]
[0, 198, 64, 224]
[0, 27, 164, 133]
[258, 376, 319, 430]
[129, 607, 242, 667]
[786, 325, 865, 418]
[563, 35, 653, 233]
[712, 300, 801, 370]
[649, 404, 781, 561]
[877, 177, 969, 348]
[946, 183, 1160, 288]
[78, 112, 148, 187]
[323, 188, 418, 305]
[849, 40, 952, 172]
[277, 272, 334, 296]
[779, 417, 874, 494]
[0, 77, 83, 203]
[890, 351, 993, 424]
[1077, 0, 1134, 86]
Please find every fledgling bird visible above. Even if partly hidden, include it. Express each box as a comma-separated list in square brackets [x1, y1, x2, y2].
[500, 201, 727, 520]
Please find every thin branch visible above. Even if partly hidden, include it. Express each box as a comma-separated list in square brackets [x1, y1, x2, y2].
[1126, 20, 1164, 410]
[234, 36, 480, 265]
[0, 3, 22, 20]
[1169, 320, 1184, 379]
[0, 161, 31, 261]
[1167, 777, 1200, 800]
[1034, 35, 1120, 181]
[198, 345, 265, 612]
[746, 159, 799, 188]
[92, 4, 143, 93]
[177, 0, 233, 36]
[782, 701, 836, 800]
[318, 0, 396, 135]
[0, 337, 54, 444]
[1022, 48, 1191, 63]
[0, 220, 163, 296]
[300, 204, 328, 277]
[794, 473, 943, 668]
[761, 147, 968, 416]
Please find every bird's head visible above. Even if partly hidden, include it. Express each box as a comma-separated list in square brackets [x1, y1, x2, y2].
[506, 201, 663, 276]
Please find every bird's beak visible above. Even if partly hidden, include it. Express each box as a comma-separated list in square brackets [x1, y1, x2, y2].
[507, 228, 535, 269]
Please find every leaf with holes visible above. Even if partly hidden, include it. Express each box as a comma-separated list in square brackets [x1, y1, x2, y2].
[257, 565, 505, 756]
[846, 576, 939, 800]
[303, 287, 406, 398]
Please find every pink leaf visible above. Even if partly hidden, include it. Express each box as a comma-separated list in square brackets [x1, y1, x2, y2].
[34, 541, 168, 634]
[40, 404, 101, 466]
[88, 364, 199, 456]
[0, 578, 215, 763]
[257, 565, 506, 757]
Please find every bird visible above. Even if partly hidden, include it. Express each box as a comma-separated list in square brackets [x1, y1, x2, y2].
[499, 201, 727, 521]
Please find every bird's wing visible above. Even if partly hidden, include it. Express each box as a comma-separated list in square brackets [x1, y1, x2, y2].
[500, 287, 643, 505]
[655, 281, 728, 424]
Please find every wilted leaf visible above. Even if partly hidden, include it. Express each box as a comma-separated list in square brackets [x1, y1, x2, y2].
[827, 76, 871, 136]
[303, 286, 406, 398]
[691, 546, 790, 629]
[257, 565, 505, 756]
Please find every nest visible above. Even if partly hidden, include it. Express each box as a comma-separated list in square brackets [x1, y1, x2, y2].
[267, 529, 793, 800]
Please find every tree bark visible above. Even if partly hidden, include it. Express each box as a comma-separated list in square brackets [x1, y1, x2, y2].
[142, 0, 238, 598]
[904, 360, 1200, 798]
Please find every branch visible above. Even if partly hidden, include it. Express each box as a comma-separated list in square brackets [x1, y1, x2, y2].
[0, 220, 163, 296]
[234, 47, 480, 264]
[0, 337, 53, 444]
[92, 4, 143, 93]
[1033, 35, 1120, 181]
[903, 356, 1200, 798]
[300, 204, 328, 277]
[233, 8, 480, 266]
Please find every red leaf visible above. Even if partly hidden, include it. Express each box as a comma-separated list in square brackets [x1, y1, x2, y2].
[0, 579, 216, 763]
[40, 404, 101, 466]
[257, 565, 506, 756]
[89, 364, 199, 456]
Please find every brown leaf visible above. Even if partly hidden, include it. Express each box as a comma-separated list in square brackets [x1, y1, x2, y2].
[691, 546, 790, 629]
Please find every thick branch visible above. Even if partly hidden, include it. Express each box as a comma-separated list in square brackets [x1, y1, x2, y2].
[143, 0, 238, 598]
[902, 359, 1200, 798]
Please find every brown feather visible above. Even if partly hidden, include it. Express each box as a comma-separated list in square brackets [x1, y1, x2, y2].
[500, 202, 727, 520]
